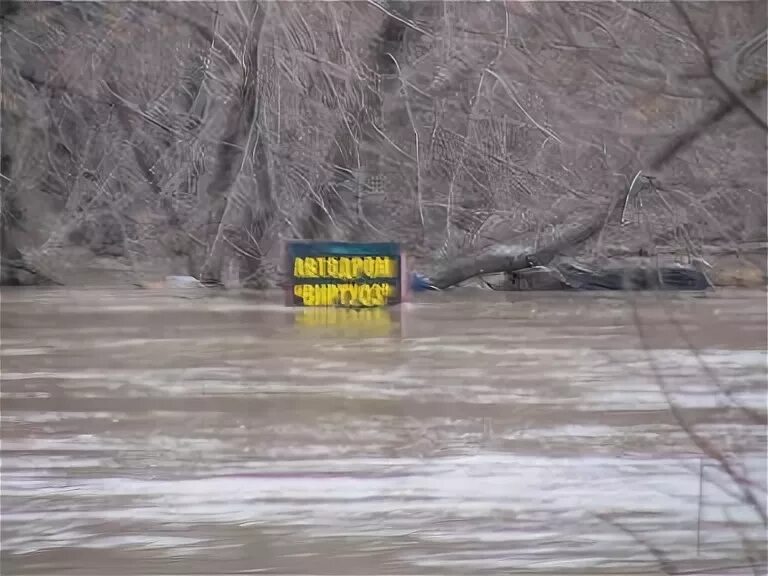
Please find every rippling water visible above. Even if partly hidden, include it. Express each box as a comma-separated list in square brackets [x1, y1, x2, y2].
[1, 288, 766, 575]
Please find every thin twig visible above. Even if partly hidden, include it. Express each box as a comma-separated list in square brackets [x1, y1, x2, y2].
[484, 68, 563, 145]
[671, 1, 768, 132]
[366, 0, 433, 38]
[387, 52, 424, 233]
[631, 301, 767, 525]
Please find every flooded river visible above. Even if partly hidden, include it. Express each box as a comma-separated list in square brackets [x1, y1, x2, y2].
[1, 288, 766, 575]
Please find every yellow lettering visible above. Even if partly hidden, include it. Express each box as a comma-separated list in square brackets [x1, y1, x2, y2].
[338, 284, 350, 306]
[370, 284, 380, 306]
[327, 284, 339, 305]
[342, 284, 353, 306]
[293, 258, 305, 277]
[298, 253, 401, 283]
[302, 284, 315, 305]
[359, 284, 371, 307]
[363, 257, 375, 278]
[304, 257, 317, 278]
[313, 284, 325, 306]
[382, 284, 391, 304]
[327, 257, 339, 278]
[295, 305, 394, 333]
[374, 257, 387, 278]
[351, 257, 363, 279]
[373, 257, 398, 278]
[339, 258, 352, 280]
[295, 280, 397, 307]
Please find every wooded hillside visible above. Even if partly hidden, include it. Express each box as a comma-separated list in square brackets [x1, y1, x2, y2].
[1, 1, 766, 286]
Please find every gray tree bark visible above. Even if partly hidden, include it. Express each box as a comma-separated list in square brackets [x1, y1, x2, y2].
[199, 4, 271, 286]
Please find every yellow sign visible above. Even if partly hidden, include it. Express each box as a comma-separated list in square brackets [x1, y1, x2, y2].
[285, 242, 403, 308]
[293, 256, 398, 280]
[294, 306, 397, 337]
[292, 282, 394, 307]
[296, 307, 392, 328]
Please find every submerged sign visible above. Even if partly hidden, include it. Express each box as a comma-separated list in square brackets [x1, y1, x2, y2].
[284, 241, 403, 307]
[295, 306, 399, 337]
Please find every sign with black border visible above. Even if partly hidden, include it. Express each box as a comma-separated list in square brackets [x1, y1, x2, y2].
[284, 241, 405, 307]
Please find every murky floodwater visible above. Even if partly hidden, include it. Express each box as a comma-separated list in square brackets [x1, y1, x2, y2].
[1, 288, 766, 575]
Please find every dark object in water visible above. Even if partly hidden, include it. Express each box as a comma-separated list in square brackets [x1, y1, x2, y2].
[412, 261, 713, 292]
[410, 272, 439, 292]
[504, 266, 569, 291]
[0, 258, 61, 286]
[498, 262, 712, 291]
[555, 262, 713, 291]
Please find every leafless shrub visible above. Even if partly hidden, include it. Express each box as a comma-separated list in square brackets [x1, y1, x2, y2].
[1, 1, 765, 286]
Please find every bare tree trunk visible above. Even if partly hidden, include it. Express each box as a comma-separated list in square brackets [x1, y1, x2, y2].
[429, 210, 610, 289]
[199, 4, 270, 286]
[295, 1, 414, 241]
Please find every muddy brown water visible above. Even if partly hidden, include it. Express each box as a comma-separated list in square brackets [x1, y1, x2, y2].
[1, 288, 766, 575]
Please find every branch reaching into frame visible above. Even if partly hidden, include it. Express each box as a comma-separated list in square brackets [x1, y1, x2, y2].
[671, 0, 767, 132]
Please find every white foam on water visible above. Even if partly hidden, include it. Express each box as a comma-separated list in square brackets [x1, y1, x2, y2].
[3, 291, 765, 574]
[4, 450, 764, 570]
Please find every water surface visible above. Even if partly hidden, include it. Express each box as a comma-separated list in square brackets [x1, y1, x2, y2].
[2, 288, 766, 575]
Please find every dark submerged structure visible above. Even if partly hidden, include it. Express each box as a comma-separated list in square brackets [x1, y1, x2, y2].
[500, 261, 713, 292]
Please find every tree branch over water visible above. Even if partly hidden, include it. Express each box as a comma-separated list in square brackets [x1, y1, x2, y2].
[1, 1, 765, 286]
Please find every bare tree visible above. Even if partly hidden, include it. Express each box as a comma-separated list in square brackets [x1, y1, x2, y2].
[1, 1, 765, 286]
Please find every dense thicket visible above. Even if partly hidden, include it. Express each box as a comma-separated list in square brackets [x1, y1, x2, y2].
[1, 1, 765, 285]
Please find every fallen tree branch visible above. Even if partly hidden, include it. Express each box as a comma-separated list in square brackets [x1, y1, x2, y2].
[429, 212, 611, 289]
[0, 258, 64, 286]
[430, 70, 766, 290]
